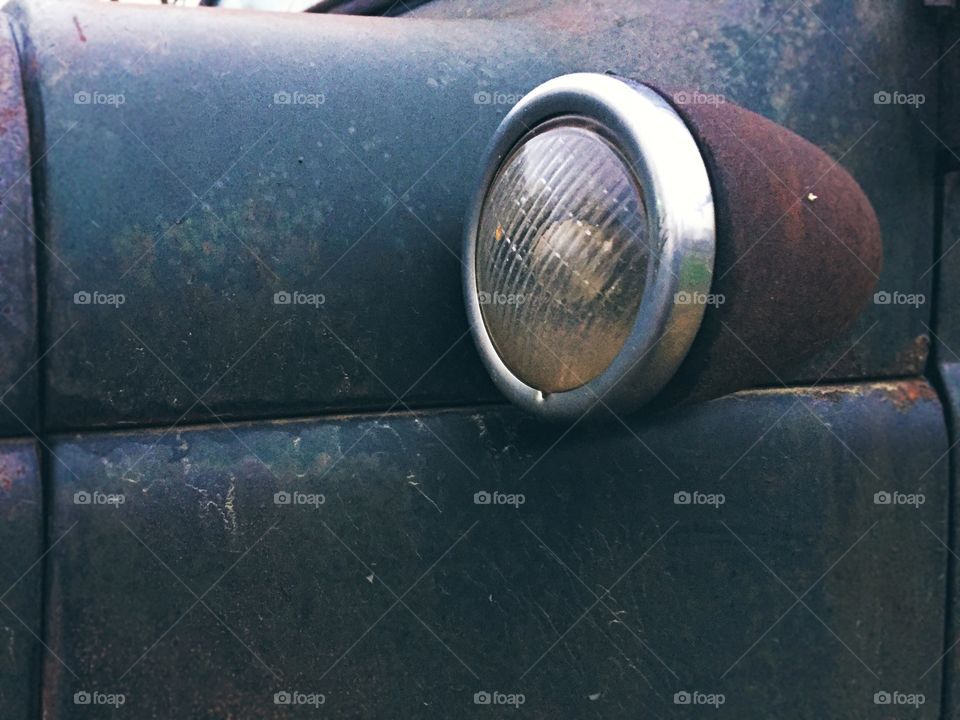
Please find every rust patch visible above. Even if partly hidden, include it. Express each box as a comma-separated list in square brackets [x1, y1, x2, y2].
[870, 381, 938, 412]
[651, 86, 882, 407]
[739, 381, 937, 413]
[0, 454, 26, 491]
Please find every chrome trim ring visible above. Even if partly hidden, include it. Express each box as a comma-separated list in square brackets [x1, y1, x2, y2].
[464, 73, 716, 420]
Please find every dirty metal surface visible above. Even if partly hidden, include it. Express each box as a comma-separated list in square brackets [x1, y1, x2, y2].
[4, 0, 938, 430]
[931, 172, 960, 720]
[11, 0, 539, 430]
[936, 363, 960, 720]
[41, 381, 947, 718]
[655, 91, 882, 406]
[0, 440, 43, 720]
[936, 10, 960, 149]
[0, 16, 38, 435]
[406, 0, 939, 386]
[935, 357, 960, 720]
[937, 172, 960, 352]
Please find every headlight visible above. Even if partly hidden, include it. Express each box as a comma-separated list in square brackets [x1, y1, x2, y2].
[475, 119, 650, 394]
[464, 73, 715, 420]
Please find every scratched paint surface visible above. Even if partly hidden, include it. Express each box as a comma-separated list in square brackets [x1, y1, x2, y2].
[2, 0, 938, 428]
[0, 441, 42, 720]
[43, 382, 947, 718]
[0, 17, 38, 435]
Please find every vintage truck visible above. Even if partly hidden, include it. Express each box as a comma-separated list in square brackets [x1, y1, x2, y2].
[0, 0, 957, 717]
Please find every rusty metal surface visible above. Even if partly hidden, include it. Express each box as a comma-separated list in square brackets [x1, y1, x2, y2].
[406, 0, 939, 385]
[655, 91, 882, 406]
[0, 15, 38, 435]
[41, 381, 947, 718]
[0, 3, 941, 718]
[0, 440, 43, 720]
[0, 0, 937, 429]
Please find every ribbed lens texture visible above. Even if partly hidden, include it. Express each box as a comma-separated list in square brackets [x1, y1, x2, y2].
[476, 124, 649, 393]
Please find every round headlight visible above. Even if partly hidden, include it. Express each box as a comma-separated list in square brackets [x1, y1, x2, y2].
[464, 73, 715, 420]
[476, 119, 650, 393]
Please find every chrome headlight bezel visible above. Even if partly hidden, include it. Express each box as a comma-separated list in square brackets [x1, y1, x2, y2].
[464, 73, 716, 420]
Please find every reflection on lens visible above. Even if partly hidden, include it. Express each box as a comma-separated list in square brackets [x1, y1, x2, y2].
[475, 121, 649, 393]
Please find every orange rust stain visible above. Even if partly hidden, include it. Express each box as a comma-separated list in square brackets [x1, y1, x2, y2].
[801, 381, 936, 412]
[0, 459, 24, 491]
[881, 381, 937, 412]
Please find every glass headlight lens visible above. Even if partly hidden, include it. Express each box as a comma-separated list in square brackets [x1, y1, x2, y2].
[475, 121, 649, 393]
[464, 74, 715, 419]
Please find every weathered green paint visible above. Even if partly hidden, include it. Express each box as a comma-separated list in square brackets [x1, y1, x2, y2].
[43, 382, 948, 718]
[2, 0, 939, 429]
[0, 440, 42, 720]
